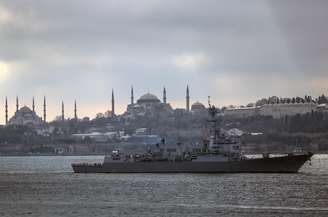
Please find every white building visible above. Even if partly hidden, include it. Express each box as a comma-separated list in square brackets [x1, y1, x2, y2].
[259, 103, 317, 118]
[224, 107, 259, 118]
[224, 103, 319, 119]
[71, 131, 119, 143]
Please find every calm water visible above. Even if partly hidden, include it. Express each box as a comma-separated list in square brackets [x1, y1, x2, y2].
[0, 155, 327, 217]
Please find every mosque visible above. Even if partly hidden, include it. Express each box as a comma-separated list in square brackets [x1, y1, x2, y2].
[5, 96, 78, 127]
[6, 97, 44, 126]
[122, 85, 207, 120]
[8, 106, 43, 126]
[123, 87, 173, 120]
[4, 85, 208, 126]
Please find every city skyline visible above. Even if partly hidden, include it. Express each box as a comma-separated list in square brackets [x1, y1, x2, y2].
[3, 87, 327, 125]
[1, 0, 328, 123]
[2, 85, 199, 123]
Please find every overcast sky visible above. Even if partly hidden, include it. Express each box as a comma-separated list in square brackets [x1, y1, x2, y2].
[0, 0, 327, 123]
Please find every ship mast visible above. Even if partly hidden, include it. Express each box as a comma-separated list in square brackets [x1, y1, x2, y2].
[207, 103, 221, 142]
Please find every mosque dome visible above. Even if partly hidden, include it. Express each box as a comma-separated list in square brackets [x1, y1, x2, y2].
[8, 106, 43, 126]
[137, 93, 161, 104]
[191, 101, 206, 110]
[19, 106, 33, 114]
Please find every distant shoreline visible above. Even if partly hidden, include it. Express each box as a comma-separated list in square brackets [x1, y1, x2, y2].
[1, 152, 328, 157]
[0, 153, 105, 157]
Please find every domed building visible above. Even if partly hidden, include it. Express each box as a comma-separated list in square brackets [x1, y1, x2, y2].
[137, 93, 161, 104]
[124, 88, 173, 120]
[191, 101, 207, 114]
[8, 106, 43, 126]
[191, 101, 206, 110]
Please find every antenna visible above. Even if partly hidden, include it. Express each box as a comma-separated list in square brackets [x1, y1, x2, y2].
[43, 96, 46, 123]
[61, 101, 65, 121]
[5, 97, 8, 125]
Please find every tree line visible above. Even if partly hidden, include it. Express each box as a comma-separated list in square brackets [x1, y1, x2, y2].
[255, 94, 328, 106]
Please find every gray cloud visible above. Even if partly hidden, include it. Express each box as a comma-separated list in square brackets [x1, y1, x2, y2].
[0, 0, 328, 121]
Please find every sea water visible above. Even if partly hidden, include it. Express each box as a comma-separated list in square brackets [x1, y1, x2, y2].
[0, 155, 327, 217]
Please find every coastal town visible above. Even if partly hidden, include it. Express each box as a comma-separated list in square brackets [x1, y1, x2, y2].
[1, 86, 327, 156]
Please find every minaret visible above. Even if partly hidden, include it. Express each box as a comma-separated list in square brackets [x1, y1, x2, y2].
[186, 85, 190, 112]
[61, 101, 65, 121]
[163, 86, 167, 104]
[5, 97, 8, 125]
[43, 96, 46, 123]
[111, 89, 115, 115]
[32, 97, 35, 113]
[131, 86, 134, 105]
[16, 96, 19, 113]
[74, 100, 77, 120]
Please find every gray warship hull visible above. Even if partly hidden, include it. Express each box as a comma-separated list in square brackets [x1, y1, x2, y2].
[72, 153, 312, 173]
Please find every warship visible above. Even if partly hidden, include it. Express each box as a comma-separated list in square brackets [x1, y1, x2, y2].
[72, 105, 313, 173]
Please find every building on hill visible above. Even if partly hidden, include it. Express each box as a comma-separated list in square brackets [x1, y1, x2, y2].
[223, 102, 318, 119]
[259, 103, 317, 118]
[124, 92, 173, 120]
[224, 106, 259, 118]
[8, 106, 43, 126]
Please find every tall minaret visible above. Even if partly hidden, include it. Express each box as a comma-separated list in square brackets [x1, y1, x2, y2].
[131, 86, 134, 105]
[32, 97, 35, 113]
[5, 97, 8, 125]
[111, 89, 115, 115]
[16, 96, 19, 113]
[74, 100, 77, 120]
[163, 86, 167, 104]
[43, 96, 46, 123]
[186, 85, 190, 112]
[61, 101, 65, 121]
